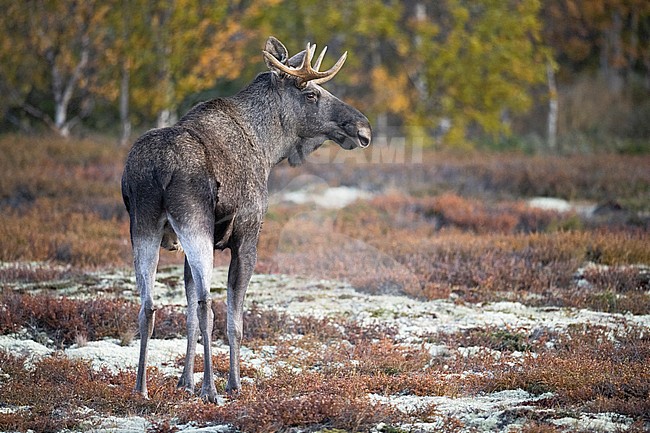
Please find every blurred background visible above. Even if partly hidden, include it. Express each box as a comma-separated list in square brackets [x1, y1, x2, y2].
[1, 4, 649, 430]
[1, 0, 648, 153]
[1, 0, 648, 272]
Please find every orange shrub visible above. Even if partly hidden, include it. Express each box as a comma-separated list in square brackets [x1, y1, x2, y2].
[474, 325, 650, 419]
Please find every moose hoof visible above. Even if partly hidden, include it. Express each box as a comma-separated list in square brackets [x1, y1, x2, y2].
[132, 388, 149, 400]
[225, 383, 241, 398]
[177, 376, 195, 394]
[226, 377, 241, 395]
[200, 385, 219, 403]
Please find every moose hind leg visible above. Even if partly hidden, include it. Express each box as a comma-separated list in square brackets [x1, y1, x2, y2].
[178, 257, 199, 393]
[179, 230, 218, 402]
[226, 242, 257, 394]
[198, 297, 217, 402]
[133, 235, 161, 398]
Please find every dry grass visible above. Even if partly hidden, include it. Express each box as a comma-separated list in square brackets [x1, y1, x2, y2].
[177, 370, 403, 433]
[475, 325, 650, 420]
[0, 292, 396, 350]
[0, 135, 131, 268]
[0, 292, 187, 347]
[263, 201, 650, 313]
[0, 351, 183, 432]
[2, 295, 647, 431]
[0, 296, 422, 432]
[269, 148, 650, 211]
[0, 198, 130, 267]
[0, 286, 650, 432]
[0, 134, 649, 431]
[1, 134, 648, 272]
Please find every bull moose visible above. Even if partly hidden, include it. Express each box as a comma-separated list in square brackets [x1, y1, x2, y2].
[121, 36, 371, 401]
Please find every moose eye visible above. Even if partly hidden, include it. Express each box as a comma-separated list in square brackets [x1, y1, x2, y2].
[304, 91, 319, 102]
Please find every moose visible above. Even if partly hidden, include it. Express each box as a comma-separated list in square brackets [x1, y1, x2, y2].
[121, 36, 371, 401]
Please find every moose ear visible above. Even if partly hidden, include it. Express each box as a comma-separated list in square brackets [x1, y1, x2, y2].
[287, 51, 306, 68]
[264, 36, 289, 71]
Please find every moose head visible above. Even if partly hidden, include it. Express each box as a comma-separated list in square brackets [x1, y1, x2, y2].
[261, 36, 371, 165]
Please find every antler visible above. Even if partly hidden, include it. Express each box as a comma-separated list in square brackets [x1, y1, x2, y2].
[264, 42, 347, 86]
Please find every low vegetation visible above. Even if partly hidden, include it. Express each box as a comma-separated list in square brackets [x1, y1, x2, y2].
[1, 292, 648, 432]
[0, 135, 649, 431]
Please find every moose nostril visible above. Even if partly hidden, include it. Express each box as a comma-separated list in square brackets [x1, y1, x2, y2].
[357, 128, 371, 148]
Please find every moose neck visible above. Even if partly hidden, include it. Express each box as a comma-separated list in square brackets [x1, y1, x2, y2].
[229, 73, 306, 171]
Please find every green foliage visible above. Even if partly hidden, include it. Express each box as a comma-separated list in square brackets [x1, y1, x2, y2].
[2, 1, 650, 148]
[104, 0, 249, 123]
[0, 0, 557, 146]
[247, 0, 551, 147]
[0, 1, 110, 135]
[408, 0, 549, 145]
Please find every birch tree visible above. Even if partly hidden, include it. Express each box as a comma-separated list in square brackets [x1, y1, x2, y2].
[130, 0, 248, 127]
[0, 0, 108, 137]
[407, 0, 549, 146]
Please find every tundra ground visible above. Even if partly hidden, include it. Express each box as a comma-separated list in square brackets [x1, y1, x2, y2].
[0, 135, 648, 432]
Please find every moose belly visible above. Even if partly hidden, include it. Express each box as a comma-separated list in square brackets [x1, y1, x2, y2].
[214, 211, 235, 250]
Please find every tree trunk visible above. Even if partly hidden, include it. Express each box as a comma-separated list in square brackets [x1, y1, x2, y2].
[51, 57, 70, 137]
[600, 11, 624, 93]
[546, 62, 558, 152]
[119, 4, 132, 146]
[53, 95, 70, 137]
[49, 39, 89, 137]
[119, 62, 131, 146]
[154, 0, 175, 129]
[156, 108, 177, 129]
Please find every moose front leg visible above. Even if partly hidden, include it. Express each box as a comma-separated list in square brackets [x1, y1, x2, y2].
[226, 241, 257, 394]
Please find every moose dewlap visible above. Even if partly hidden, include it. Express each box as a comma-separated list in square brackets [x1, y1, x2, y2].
[121, 36, 371, 401]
